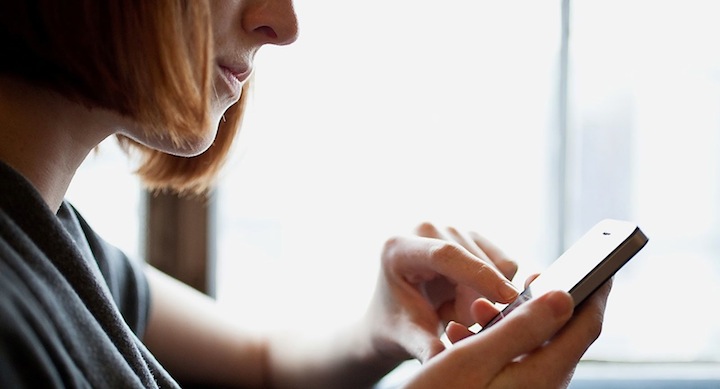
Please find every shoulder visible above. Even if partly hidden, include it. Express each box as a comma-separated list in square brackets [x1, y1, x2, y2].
[62, 202, 152, 337]
[0, 229, 70, 387]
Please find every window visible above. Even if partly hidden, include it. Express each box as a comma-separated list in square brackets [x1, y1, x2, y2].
[215, 0, 720, 374]
[567, 0, 720, 363]
[66, 138, 143, 261]
[215, 0, 561, 331]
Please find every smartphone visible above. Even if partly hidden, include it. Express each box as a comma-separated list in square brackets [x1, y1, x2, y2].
[479, 218, 648, 332]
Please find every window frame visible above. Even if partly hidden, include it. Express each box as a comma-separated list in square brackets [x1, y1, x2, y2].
[145, 190, 216, 296]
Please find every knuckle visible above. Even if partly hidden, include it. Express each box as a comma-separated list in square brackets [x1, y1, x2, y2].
[381, 236, 403, 261]
[428, 241, 464, 265]
[445, 225, 460, 236]
[415, 221, 438, 237]
[586, 310, 605, 341]
[588, 320, 603, 342]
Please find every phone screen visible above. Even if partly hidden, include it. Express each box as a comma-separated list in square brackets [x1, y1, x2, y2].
[480, 219, 648, 331]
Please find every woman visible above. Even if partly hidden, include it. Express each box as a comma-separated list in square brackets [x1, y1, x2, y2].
[0, 1, 610, 388]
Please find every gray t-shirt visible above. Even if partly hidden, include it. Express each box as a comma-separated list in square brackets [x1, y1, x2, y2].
[0, 161, 178, 388]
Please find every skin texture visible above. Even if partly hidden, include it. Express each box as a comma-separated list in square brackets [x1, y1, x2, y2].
[0, 1, 612, 388]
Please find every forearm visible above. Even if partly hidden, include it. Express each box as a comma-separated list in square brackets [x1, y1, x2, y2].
[144, 267, 402, 388]
[143, 266, 268, 387]
[265, 318, 401, 389]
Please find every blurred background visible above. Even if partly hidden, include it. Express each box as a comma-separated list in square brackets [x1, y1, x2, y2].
[68, 0, 720, 384]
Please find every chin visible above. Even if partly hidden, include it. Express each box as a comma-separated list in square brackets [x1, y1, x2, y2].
[119, 106, 227, 157]
[168, 132, 217, 157]
[136, 124, 218, 158]
[167, 111, 228, 157]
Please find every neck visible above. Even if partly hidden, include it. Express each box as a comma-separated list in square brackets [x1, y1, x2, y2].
[0, 77, 116, 212]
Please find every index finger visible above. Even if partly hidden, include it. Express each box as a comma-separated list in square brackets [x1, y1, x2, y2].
[383, 236, 520, 303]
[415, 223, 519, 282]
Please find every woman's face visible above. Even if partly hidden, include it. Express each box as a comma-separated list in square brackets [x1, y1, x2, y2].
[120, 0, 298, 157]
[208, 0, 298, 128]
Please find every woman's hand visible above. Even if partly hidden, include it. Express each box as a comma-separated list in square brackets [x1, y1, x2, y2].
[405, 281, 612, 388]
[365, 222, 521, 363]
[362, 221, 612, 388]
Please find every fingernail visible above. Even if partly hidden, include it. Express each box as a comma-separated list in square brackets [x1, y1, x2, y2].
[499, 281, 519, 301]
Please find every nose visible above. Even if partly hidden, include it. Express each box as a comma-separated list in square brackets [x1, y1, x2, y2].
[243, 0, 299, 46]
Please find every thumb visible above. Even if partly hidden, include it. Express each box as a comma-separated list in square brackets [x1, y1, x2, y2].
[478, 290, 574, 374]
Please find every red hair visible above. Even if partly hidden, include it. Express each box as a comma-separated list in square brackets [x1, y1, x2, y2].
[0, 0, 247, 195]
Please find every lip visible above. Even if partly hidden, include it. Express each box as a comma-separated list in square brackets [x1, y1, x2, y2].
[220, 64, 252, 84]
[217, 64, 252, 103]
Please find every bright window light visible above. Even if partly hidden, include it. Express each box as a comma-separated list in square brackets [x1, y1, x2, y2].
[568, 0, 720, 362]
[66, 138, 143, 262]
[215, 0, 561, 330]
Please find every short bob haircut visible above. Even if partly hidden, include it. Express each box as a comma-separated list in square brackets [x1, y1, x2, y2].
[0, 0, 246, 195]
